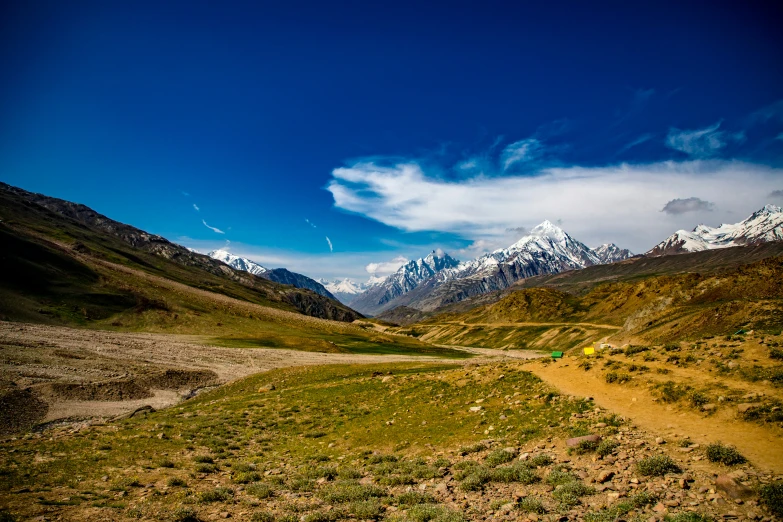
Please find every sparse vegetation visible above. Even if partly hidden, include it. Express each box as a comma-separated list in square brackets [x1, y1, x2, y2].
[637, 455, 681, 476]
[705, 442, 747, 465]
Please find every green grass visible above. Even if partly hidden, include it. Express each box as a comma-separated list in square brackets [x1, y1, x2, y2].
[705, 442, 746, 465]
[0, 361, 593, 519]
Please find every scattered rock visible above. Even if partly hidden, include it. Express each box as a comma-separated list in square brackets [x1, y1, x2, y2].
[737, 403, 756, 413]
[258, 384, 275, 392]
[596, 470, 615, 483]
[715, 475, 754, 500]
[566, 434, 601, 447]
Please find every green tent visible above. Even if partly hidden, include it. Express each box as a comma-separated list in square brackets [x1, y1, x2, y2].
[551, 351, 563, 359]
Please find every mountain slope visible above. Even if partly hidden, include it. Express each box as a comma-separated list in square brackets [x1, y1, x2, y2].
[0, 182, 359, 323]
[400, 254, 783, 350]
[648, 204, 783, 256]
[349, 251, 460, 316]
[207, 250, 335, 299]
[591, 243, 634, 263]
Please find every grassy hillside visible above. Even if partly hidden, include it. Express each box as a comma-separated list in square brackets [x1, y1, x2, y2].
[396, 256, 783, 350]
[0, 183, 360, 323]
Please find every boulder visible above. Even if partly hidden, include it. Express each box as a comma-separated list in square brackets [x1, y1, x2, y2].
[566, 434, 601, 448]
[715, 475, 754, 500]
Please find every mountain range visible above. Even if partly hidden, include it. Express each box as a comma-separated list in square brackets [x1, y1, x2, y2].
[207, 249, 336, 300]
[347, 221, 634, 316]
[647, 204, 783, 256]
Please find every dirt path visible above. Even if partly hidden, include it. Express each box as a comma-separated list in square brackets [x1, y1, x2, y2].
[442, 320, 622, 330]
[527, 358, 783, 474]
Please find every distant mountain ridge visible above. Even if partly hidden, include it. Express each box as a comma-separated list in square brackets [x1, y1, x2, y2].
[648, 204, 783, 256]
[207, 249, 336, 300]
[317, 278, 379, 305]
[348, 251, 461, 315]
[349, 222, 633, 316]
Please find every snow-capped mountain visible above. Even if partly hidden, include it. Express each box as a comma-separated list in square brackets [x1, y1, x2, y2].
[208, 249, 268, 275]
[591, 243, 634, 264]
[207, 250, 335, 300]
[350, 222, 633, 315]
[317, 278, 377, 305]
[647, 204, 783, 256]
[349, 251, 460, 315]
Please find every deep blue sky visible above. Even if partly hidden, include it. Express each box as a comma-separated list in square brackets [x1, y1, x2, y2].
[2, 1, 782, 280]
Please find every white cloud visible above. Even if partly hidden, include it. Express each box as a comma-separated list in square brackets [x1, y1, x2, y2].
[365, 256, 409, 277]
[202, 219, 225, 234]
[501, 138, 543, 170]
[660, 197, 715, 215]
[776, 133, 783, 141]
[325, 236, 333, 252]
[193, 203, 200, 212]
[305, 218, 317, 228]
[665, 122, 726, 157]
[327, 159, 782, 253]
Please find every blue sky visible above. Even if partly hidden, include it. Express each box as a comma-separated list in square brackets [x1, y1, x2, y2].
[1, 1, 782, 281]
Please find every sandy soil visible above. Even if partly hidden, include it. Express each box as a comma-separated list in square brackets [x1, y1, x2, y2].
[0, 321, 448, 428]
[528, 357, 783, 475]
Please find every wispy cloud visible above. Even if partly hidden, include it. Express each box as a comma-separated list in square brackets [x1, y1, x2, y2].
[181, 191, 190, 197]
[665, 122, 726, 158]
[193, 203, 200, 212]
[660, 197, 715, 215]
[747, 100, 783, 125]
[202, 219, 225, 234]
[325, 236, 333, 252]
[612, 88, 655, 127]
[501, 138, 543, 171]
[328, 159, 782, 253]
[365, 256, 409, 277]
[305, 218, 317, 228]
[617, 133, 654, 155]
[769, 190, 783, 201]
[776, 133, 783, 142]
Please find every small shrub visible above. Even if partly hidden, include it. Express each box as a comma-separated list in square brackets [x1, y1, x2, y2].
[553, 481, 594, 507]
[233, 471, 261, 484]
[194, 463, 216, 473]
[637, 455, 681, 476]
[339, 467, 362, 480]
[770, 347, 783, 360]
[690, 391, 709, 408]
[546, 469, 577, 486]
[705, 442, 746, 465]
[378, 474, 415, 486]
[171, 507, 201, 522]
[193, 456, 214, 464]
[459, 467, 492, 491]
[485, 449, 515, 467]
[250, 513, 275, 522]
[596, 440, 619, 457]
[246, 482, 274, 499]
[624, 345, 649, 356]
[528, 454, 554, 467]
[490, 462, 539, 484]
[517, 496, 546, 514]
[167, 477, 187, 487]
[570, 439, 599, 455]
[199, 487, 233, 503]
[759, 482, 783, 517]
[368, 454, 398, 464]
[459, 442, 486, 455]
[303, 512, 337, 522]
[657, 381, 687, 403]
[158, 459, 176, 468]
[663, 343, 681, 352]
[605, 371, 631, 384]
[396, 491, 435, 506]
[347, 500, 384, 519]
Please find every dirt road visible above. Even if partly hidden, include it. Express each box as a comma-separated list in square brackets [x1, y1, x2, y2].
[528, 358, 783, 474]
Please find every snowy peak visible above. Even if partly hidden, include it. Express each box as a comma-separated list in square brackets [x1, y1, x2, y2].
[318, 278, 367, 296]
[207, 249, 268, 275]
[530, 220, 568, 242]
[647, 204, 783, 256]
[591, 243, 634, 264]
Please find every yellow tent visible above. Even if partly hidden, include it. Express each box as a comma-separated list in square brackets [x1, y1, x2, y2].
[583, 347, 595, 355]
